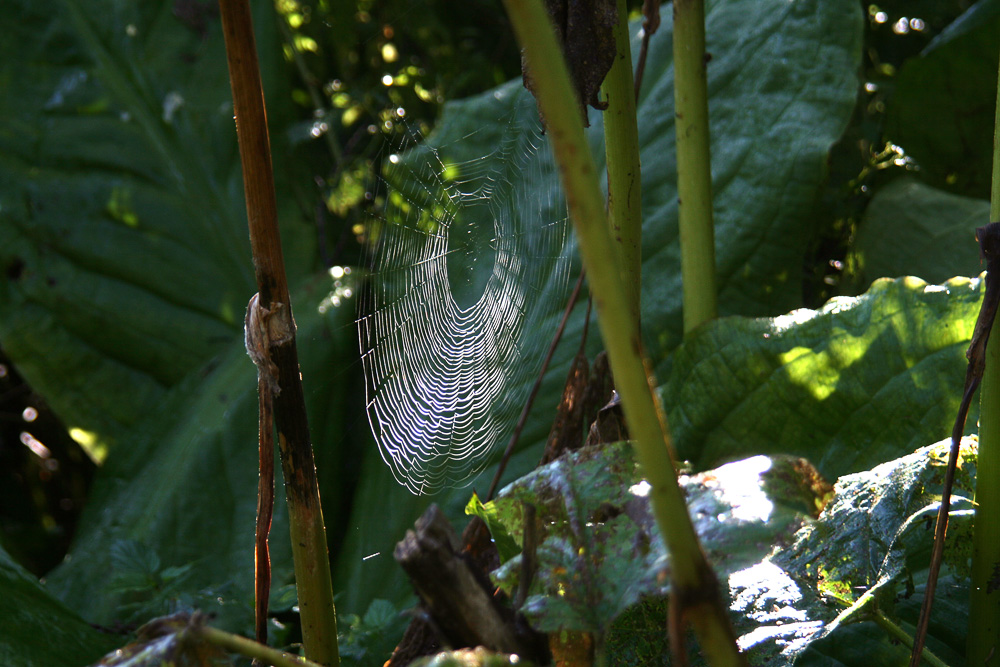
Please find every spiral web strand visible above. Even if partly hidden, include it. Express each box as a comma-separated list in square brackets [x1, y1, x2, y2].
[358, 87, 573, 495]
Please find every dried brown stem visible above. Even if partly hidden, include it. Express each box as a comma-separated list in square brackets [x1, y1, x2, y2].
[634, 0, 661, 101]
[254, 374, 274, 646]
[910, 222, 1000, 666]
[217, 0, 339, 663]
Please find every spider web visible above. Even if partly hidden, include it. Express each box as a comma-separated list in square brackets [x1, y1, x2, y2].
[357, 85, 574, 495]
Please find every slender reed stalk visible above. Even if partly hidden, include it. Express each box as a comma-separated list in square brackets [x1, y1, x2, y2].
[601, 0, 643, 325]
[217, 1, 339, 664]
[499, 0, 744, 664]
[199, 625, 324, 667]
[966, 51, 1000, 667]
[673, 0, 717, 332]
[870, 611, 948, 667]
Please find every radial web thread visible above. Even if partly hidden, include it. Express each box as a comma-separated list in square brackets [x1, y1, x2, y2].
[358, 88, 574, 495]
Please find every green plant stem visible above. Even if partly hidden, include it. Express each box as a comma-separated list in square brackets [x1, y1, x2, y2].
[831, 590, 949, 667]
[967, 52, 1000, 667]
[594, 632, 608, 667]
[199, 625, 323, 667]
[500, 0, 744, 664]
[217, 1, 339, 664]
[673, 0, 717, 332]
[870, 611, 949, 667]
[601, 0, 642, 325]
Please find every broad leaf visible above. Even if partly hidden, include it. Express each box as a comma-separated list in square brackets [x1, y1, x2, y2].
[0, 0, 356, 638]
[0, 543, 118, 667]
[847, 177, 988, 291]
[884, 0, 1000, 198]
[465, 494, 520, 564]
[0, 0, 292, 458]
[482, 442, 815, 663]
[487, 443, 813, 634]
[636, 0, 862, 359]
[763, 438, 975, 665]
[666, 275, 982, 479]
[480, 439, 973, 665]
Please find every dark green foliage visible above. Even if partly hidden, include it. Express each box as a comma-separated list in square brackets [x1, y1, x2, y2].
[884, 0, 1000, 199]
[0, 544, 118, 666]
[338, 599, 409, 667]
[848, 178, 990, 290]
[0, 0, 997, 664]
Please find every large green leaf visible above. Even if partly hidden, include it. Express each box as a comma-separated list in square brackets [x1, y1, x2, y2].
[0, 543, 118, 667]
[636, 0, 862, 358]
[0, 0, 297, 457]
[0, 0, 355, 636]
[41, 280, 362, 632]
[846, 177, 988, 292]
[746, 438, 975, 666]
[666, 274, 981, 478]
[884, 0, 1000, 198]
[486, 442, 812, 639]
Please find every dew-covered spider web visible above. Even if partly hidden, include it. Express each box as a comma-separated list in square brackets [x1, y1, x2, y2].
[358, 85, 575, 495]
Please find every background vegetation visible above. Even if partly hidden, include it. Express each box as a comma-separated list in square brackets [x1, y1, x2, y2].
[1, 0, 998, 664]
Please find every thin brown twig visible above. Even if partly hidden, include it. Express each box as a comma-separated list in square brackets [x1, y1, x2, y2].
[634, 0, 662, 101]
[909, 222, 1000, 666]
[242, 298, 283, 654]
[486, 268, 586, 501]
[254, 377, 274, 649]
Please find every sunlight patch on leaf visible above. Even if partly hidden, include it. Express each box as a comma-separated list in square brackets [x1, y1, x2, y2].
[68, 427, 106, 464]
[486, 442, 815, 651]
[667, 275, 986, 479]
[736, 437, 978, 664]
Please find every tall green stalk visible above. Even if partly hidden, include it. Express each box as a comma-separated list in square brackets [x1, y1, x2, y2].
[601, 0, 643, 325]
[673, 0, 717, 332]
[500, 0, 744, 664]
[966, 54, 1000, 667]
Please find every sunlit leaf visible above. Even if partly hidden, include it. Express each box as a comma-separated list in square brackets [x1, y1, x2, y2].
[465, 494, 521, 564]
[666, 275, 982, 479]
[747, 438, 976, 665]
[488, 443, 812, 636]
